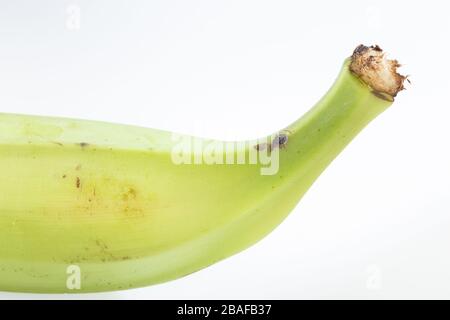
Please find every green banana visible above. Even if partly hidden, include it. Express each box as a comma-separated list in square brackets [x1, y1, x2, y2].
[0, 45, 405, 293]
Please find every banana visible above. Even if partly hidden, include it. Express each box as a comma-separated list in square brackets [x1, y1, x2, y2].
[0, 45, 405, 293]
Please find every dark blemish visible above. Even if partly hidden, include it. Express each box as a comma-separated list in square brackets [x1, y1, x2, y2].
[372, 90, 394, 102]
[76, 177, 81, 188]
[122, 256, 131, 261]
[353, 44, 382, 57]
[373, 45, 382, 52]
[353, 44, 367, 55]
[95, 239, 108, 250]
[51, 141, 63, 146]
[254, 143, 268, 151]
[79, 142, 89, 148]
[62, 174, 67, 179]
[271, 133, 289, 150]
[75, 164, 82, 171]
[278, 134, 288, 147]
[255, 132, 289, 154]
[122, 187, 137, 201]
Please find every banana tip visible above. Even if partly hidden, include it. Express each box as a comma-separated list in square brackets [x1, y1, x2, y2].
[350, 44, 407, 100]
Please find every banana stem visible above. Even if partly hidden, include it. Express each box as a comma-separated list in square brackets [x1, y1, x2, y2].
[277, 45, 405, 190]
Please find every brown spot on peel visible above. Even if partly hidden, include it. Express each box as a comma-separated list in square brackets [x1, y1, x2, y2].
[271, 133, 288, 150]
[255, 131, 290, 153]
[254, 143, 268, 151]
[76, 177, 81, 189]
[371, 90, 393, 102]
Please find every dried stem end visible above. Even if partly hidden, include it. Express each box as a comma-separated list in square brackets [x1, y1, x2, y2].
[350, 45, 406, 100]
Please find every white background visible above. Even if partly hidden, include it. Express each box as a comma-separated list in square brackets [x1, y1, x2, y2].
[0, 0, 449, 299]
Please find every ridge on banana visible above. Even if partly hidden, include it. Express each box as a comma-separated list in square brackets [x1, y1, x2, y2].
[0, 45, 405, 293]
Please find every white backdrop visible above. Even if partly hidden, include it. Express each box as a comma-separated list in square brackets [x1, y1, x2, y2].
[0, 0, 449, 299]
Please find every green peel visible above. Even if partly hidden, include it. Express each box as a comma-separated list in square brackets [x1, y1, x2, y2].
[0, 45, 404, 292]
